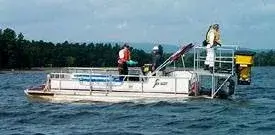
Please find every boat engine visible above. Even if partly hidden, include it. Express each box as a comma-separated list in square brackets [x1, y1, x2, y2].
[216, 78, 235, 99]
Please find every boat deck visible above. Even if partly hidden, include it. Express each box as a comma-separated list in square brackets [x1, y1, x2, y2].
[195, 68, 233, 78]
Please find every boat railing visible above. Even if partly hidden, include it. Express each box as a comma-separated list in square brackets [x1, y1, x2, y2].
[59, 67, 118, 75]
[49, 71, 193, 95]
[49, 72, 192, 80]
[194, 45, 239, 98]
[194, 45, 238, 75]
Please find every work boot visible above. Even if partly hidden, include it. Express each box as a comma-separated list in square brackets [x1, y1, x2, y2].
[204, 64, 209, 70]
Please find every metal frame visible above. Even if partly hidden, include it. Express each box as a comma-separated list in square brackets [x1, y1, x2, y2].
[193, 45, 238, 98]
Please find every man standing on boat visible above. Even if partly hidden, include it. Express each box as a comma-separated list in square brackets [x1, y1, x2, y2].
[152, 45, 164, 72]
[204, 24, 221, 73]
[118, 43, 131, 79]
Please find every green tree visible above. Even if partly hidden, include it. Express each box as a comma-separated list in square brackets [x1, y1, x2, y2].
[2, 27, 275, 70]
[2, 28, 17, 68]
[66, 56, 76, 66]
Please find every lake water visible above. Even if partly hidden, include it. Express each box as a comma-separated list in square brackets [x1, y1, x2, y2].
[1, 67, 275, 135]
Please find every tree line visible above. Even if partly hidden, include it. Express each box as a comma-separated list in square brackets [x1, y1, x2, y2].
[0, 28, 274, 70]
[0, 28, 154, 69]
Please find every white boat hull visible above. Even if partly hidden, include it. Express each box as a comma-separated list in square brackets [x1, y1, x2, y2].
[25, 89, 195, 103]
[25, 69, 199, 102]
[25, 70, 198, 102]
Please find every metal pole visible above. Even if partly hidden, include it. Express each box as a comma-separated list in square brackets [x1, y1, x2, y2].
[141, 75, 144, 93]
[219, 49, 222, 68]
[211, 48, 216, 98]
[59, 73, 61, 91]
[181, 55, 185, 69]
[231, 49, 234, 75]
[193, 47, 196, 71]
[108, 74, 111, 92]
[89, 69, 92, 95]
[197, 48, 200, 69]
[175, 78, 177, 94]
[105, 74, 108, 96]
[196, 48, 200, 70]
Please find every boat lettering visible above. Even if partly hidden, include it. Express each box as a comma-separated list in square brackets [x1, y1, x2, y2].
[153, 79, 168, 88]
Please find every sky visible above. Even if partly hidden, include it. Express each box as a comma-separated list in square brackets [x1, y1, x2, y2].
[0, 0, 274, 49]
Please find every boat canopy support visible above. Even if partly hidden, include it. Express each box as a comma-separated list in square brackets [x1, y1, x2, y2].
[151, 43, 194, 75]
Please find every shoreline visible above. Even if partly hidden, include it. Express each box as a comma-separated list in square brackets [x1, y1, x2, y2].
[0, 67, 62, 74]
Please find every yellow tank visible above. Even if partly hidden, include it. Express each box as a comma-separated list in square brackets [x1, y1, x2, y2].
[235, 55, 253, 65]
[235, 51, 255, 85]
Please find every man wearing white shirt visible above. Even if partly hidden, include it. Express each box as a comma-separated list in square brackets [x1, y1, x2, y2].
[204, 24, 221, 73]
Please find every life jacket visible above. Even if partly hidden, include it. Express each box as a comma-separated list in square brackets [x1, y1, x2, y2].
[214, 30, 221, 44]
[124, 48, 130, 61]
[206, 29, 221, 45]
[118, 48, 130, 64]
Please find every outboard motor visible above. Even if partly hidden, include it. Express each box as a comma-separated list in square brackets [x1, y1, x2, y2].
[216, 78, 235, 99]
[235, 51, 255, 85]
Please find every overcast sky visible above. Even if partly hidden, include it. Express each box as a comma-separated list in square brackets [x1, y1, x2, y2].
[1, 0, 274, 49]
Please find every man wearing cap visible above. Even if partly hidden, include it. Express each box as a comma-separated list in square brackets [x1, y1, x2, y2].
[152, 45, 164, 72]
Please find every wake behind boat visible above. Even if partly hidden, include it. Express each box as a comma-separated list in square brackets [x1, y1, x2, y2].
[25, 43, 255, 102]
